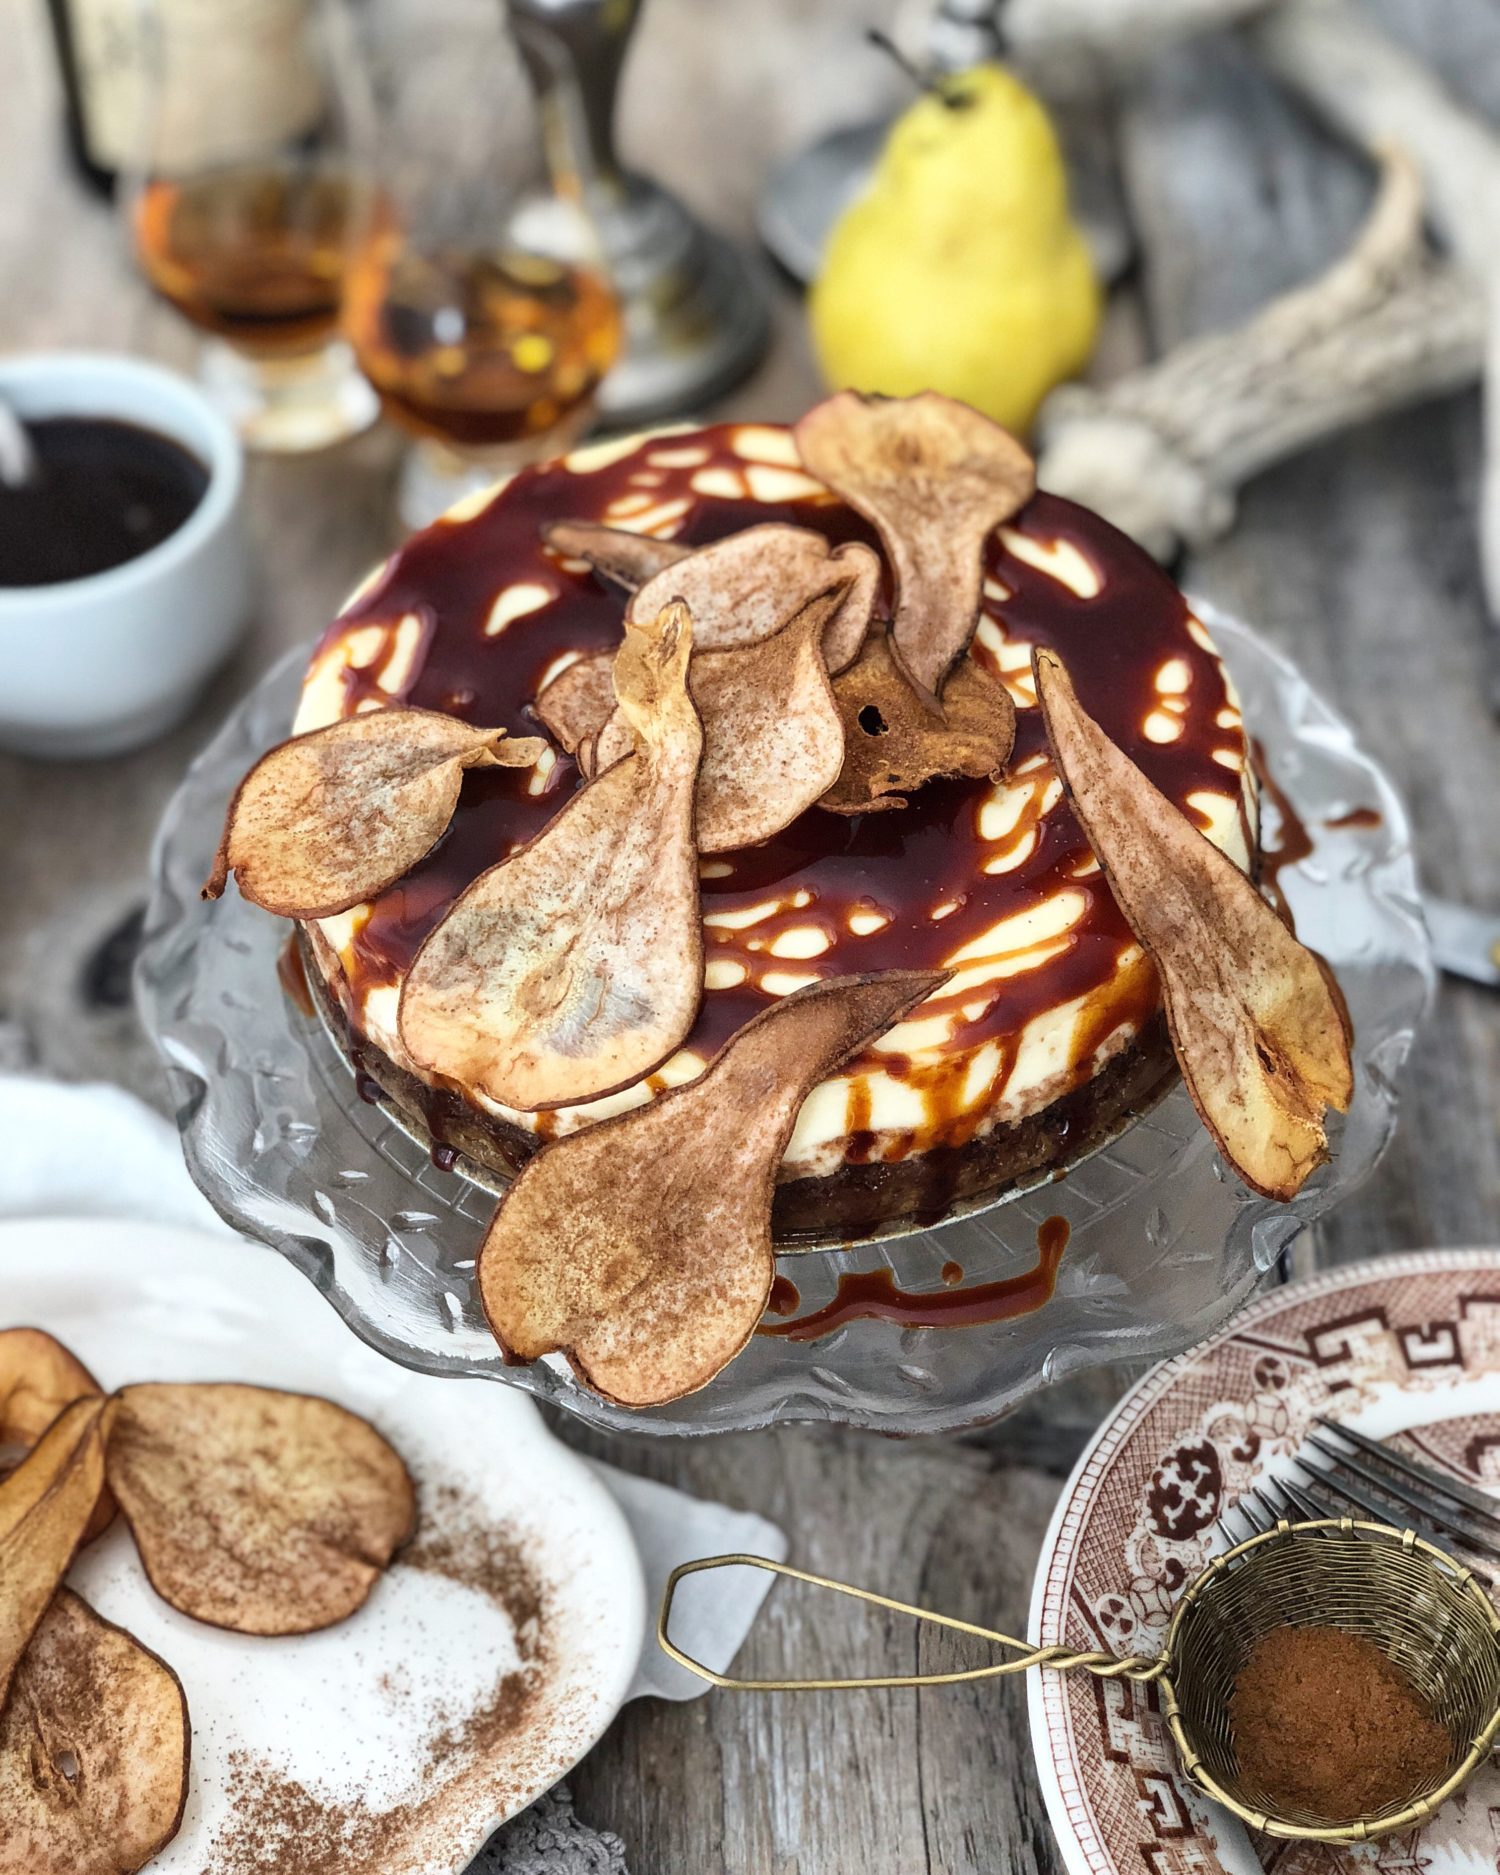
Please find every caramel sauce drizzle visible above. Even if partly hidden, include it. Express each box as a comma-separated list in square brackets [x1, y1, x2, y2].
[316, 425, 1244, 1132]
[766, 1273, 801, 1317]
[276, 934, 315, 1018]
[1252, 737, 1313, 927]
[759, 1215, 1070, 1341]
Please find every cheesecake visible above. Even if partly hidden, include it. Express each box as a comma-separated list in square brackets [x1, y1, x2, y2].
[286, 420, 1258, 1241]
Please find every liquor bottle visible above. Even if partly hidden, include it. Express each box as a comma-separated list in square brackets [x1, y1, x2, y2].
[43, 0, 324, 197]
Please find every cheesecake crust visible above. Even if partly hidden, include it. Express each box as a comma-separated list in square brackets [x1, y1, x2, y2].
[302, 927, 1179, 1244]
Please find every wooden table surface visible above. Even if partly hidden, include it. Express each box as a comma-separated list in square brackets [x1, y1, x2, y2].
[3, 1, 1499, 1869]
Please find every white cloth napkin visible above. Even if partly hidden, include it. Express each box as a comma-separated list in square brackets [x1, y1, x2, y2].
[0, 1072, 787, 1864]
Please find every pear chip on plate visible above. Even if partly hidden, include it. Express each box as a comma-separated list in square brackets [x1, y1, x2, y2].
[0, 1327, 114, 1541]
[0, 1398, 108, 1707]
[105, 1381, 417, 1637]
[0, 1590, 190, 1875]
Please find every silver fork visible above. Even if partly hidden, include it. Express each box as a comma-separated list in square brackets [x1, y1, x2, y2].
[1217, 1416, 1500, 1577]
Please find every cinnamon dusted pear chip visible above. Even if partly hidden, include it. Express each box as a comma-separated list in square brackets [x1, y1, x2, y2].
[627, 525, 880, 672]
[104, 1381, 416, 1636]
[0, 1329, 113, 1542]
[204, 707, 546, 918]
[1033, 648, 1353, 1201]
[795, 390, 1035, 711]
[821, 636, 1016, 815]
[593, 584, 850, 851]
[533, 651, 616, 759]
[0, 1329, 101, 1452]
[0, 1397, 108, 1708]
[0, 1589, 190, 1875]
[400, 602, 705, 1111]
[542, 518, 688, 590]
[478, 969, 946, 1406]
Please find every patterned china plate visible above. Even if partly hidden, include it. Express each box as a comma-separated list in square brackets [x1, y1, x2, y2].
[1029, 1249, 1500, 1875]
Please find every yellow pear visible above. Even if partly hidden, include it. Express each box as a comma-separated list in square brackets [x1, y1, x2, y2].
[810, 64, 1101, 438]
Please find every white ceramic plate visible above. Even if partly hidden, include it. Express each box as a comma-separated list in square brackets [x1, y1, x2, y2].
[1, 1217, 647, 1875]
[1028, 1248, 1500, 1875]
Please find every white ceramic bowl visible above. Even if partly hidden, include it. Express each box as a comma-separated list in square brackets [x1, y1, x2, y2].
[0, 352, 252, 758]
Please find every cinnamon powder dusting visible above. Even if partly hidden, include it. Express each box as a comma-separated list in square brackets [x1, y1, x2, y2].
[202, 1487, 587, 1875]
[1230, 1624, 1452, 1820]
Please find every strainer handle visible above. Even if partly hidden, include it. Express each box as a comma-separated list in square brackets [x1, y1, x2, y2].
[658, 1554, 1166, 1692]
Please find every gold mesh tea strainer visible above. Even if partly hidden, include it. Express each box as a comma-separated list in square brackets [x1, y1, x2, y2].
[659, 1516, 1500, 1843]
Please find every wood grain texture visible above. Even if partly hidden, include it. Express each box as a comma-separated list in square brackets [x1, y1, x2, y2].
[2, 0, 1499, 1869]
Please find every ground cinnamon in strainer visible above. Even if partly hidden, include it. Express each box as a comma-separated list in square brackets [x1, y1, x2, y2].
[1229, 1624, 1453, 1819]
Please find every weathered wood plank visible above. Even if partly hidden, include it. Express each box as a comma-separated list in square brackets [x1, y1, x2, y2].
[1119, 7, 1500, 1269]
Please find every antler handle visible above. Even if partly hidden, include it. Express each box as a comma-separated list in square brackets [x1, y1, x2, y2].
[1035, 150, 1485, 560]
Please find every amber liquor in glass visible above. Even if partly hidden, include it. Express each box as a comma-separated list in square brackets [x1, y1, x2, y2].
[124, 0, 378, 452]
[133, 164, 366, 357]
[345, 241, 620, 461]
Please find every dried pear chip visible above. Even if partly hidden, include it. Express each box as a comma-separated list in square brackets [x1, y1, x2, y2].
[0, 1330, 112, 1542]
[478, 969, 946, 1406]
[0, 1329, 101, 1451]
[533, 651, 616, 758]
[795, 390, 1034, 711]
[594, 585, 849, 852]
[541, 519, 688, 590]
[204, 707, 546, 919]
[821, 636, 1016, 814]
[104, 1381, 415, 1636]
[0, 1589, 190, 1875]
[627, 525, 880, 672]
[0, 1397, 108, 1708]
[400, 602, 705, 1111]
[1034, 648, 1353, 1200]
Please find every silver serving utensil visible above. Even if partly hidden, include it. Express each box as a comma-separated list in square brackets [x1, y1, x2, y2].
[1221, 1419, 1500, 1577]
[0, 391, 35, 487]
[1425, 896, 1500, 988]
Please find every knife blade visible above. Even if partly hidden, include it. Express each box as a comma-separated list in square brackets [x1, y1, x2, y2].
[1425, 896, 1500, 988]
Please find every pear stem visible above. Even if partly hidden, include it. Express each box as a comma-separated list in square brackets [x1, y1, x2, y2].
[864, 30, 975, 110]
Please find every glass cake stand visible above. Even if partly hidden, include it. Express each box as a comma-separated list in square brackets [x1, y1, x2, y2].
[135, 607, 1433, 1437]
